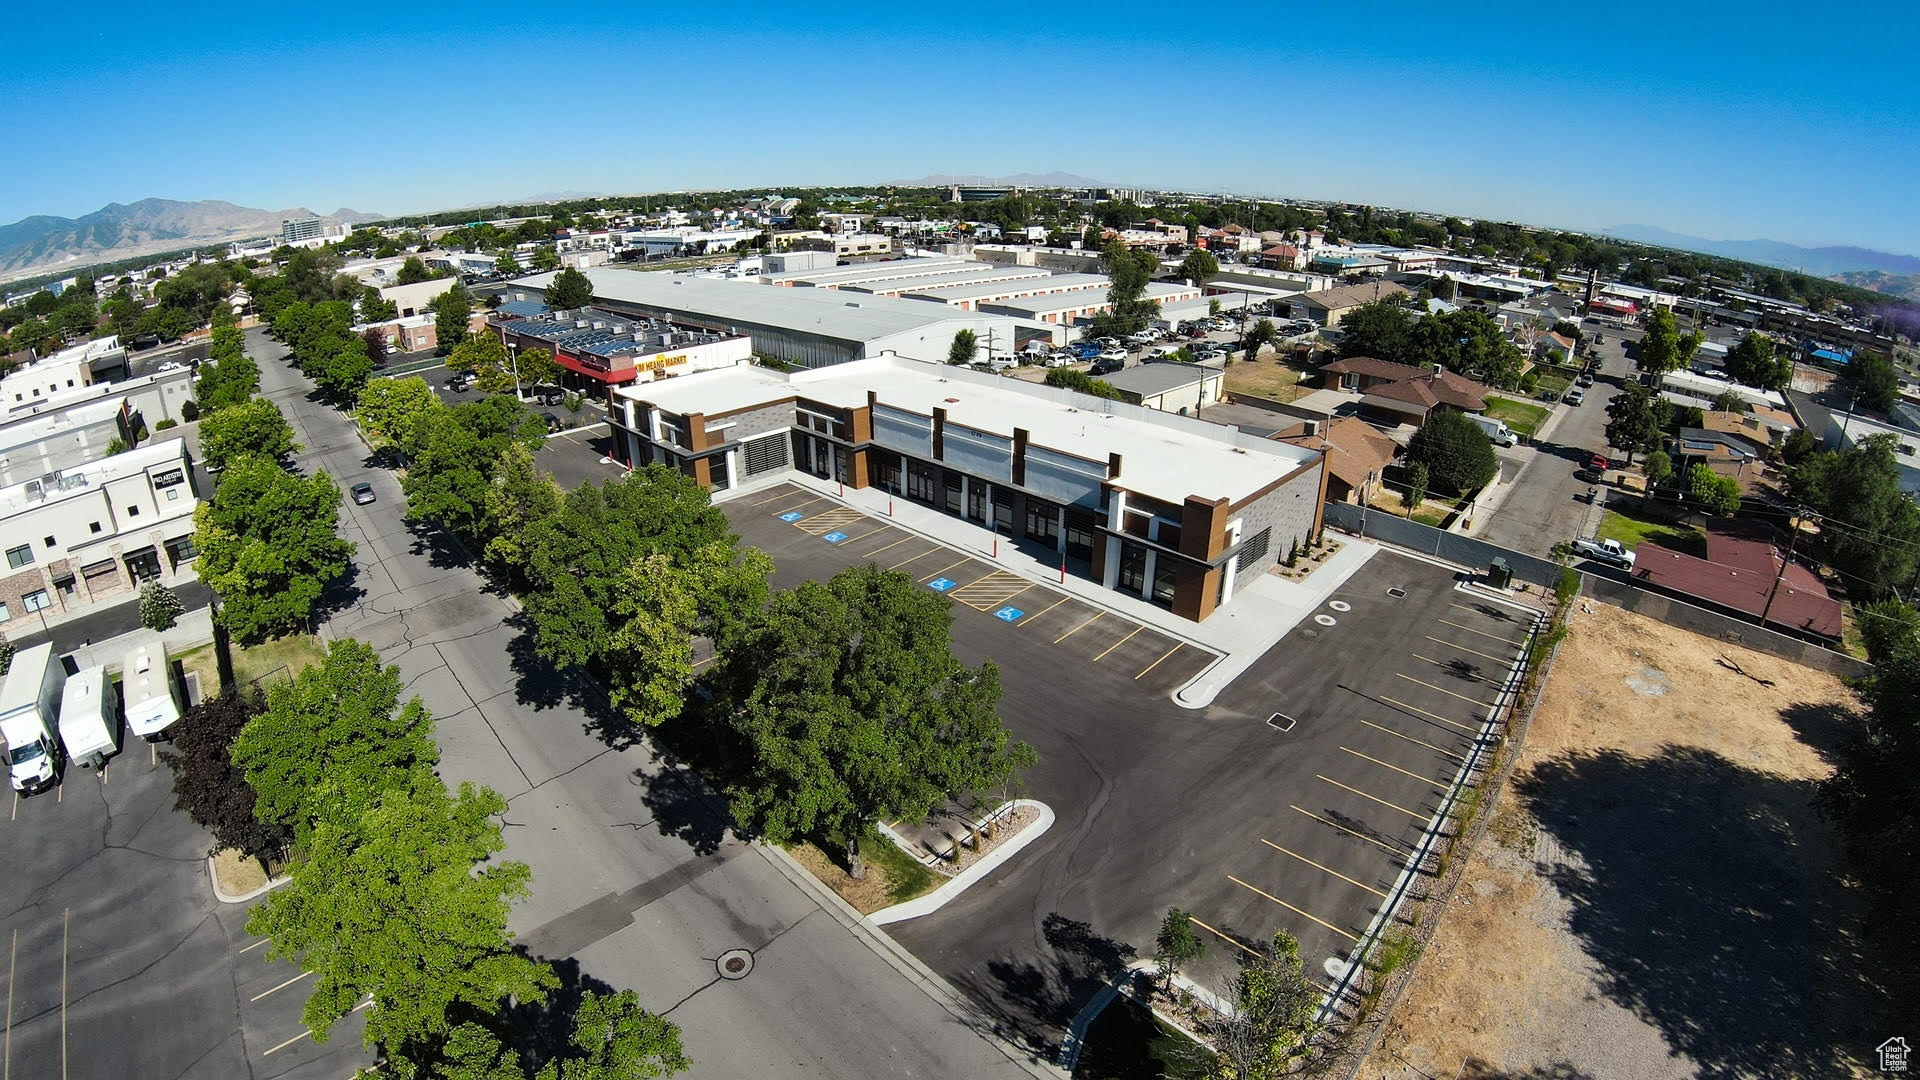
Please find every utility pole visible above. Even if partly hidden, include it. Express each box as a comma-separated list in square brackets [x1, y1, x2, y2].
[1759, 509, 1802, 628]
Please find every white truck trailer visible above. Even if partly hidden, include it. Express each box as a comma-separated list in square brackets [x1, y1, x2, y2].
[58, 666, 118, 770]
[0, 643, 65, 794]
[121, 642, 183, 740]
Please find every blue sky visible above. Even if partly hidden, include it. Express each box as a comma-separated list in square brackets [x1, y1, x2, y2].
[5, 1, 1917, 254]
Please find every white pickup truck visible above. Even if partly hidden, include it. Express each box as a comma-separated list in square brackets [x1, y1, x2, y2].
[1572, 536, 1635, 568]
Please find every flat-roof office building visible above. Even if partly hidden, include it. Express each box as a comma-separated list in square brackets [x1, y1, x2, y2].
[610, 356, 1327, 622]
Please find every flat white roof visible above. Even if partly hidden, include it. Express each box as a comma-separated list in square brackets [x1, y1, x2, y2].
[615, 364, 792, 417]
[1661, 369, 1787, 409]
[902, 272, 1109, 303]
[0, 436, 189, 517]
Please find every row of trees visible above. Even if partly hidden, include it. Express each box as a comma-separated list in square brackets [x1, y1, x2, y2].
[163, 642, 687, 1078]
[1336, 298, 1528, 390]
[273, 300, 376, 403]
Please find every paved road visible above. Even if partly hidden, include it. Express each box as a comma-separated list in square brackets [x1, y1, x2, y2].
[7, 580, 214, 655]
[248, 327, 1042, 1079]
[1478, 325, 1643, 555]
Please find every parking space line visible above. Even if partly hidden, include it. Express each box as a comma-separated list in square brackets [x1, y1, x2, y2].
[1438, 618, 1527, 647]
[1450, 602, 1522, 623]
[1316, 775, 1428, 821]
[1186, 915, 1265, 960]
[797, 509, 865, 535]
[262, 1029, 311, 1056]
[839, 524, 892, 546]
[767, 495, 828, 515]
[1380, 694, 1479, 732]
[1341, 746, 1443, 787]
[1424, 636, 1515, 665]
[1053, 611, 1103, 643]
[1134, 642, 1183, 680]
[251, 970, 313, 1001]
[1023, 595, 1070, 624]
[1358, 719, 1468, 761]
[963, 582, 1032, 611]
[1394, 672, 1499, 710]
[888, 547, 944, 570]
[1258, 839, 1388, 898]
[750, 488, 802, 506]
[238, 938, 271, 955]
[1227, 875, 1362, 944]
[1288, 805, 1410, 857]
[860, 535, 917, 558]
[1092, 626, 1144, 662]
[1411, 652, 1495, 681]
[7, 927, 15, 1080]
[920, 558, 973, 583]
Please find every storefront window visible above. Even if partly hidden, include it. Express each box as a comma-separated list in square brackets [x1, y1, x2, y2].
[1118, 544, 1147, 594]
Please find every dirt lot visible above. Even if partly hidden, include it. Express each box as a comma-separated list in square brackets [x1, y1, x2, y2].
[1358, 601, 1889, 1080]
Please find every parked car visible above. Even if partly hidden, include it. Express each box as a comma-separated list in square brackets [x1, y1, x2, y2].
[1590, 454, 1611, 471]
[541, 412, 564, 433]
[350, 482, 376, 505]
[1095, 337, 1121, 348]
[1045, 350, 1075, 367]
[1575, 372, 1594, 387]
[1564, 387, 1586, 405]
[1090, 356, 1124, 376]
[1098, 347, 1127, 362]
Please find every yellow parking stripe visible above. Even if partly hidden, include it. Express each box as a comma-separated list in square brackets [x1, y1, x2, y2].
[888, 547, 943, 570]
[1394, 672, 1499, 710]
[920, 558, 973, 583]
[1259, 839, 1388, 898]
[1358, 719, 1468, 760]
[1424, 636, 1515, 665]
[1438, 618, 1527, 647]
[1092, 625, 1144, 662]
[752, 488, 803, 506]
[1134, 643, 1183, 680]
[1341, 746, 1442, 786]
[1316, 774, 1428, 821]
[1023, 595, 1071, 625]
[1187, 915, 1265, 960]
[1053, 611, 1102, 643]
[1288, 805, 1410, 857]
[1380, 694, 1478, 731]
[860, 535, 917, 558]
[768, 494, 828, 515]
[1227, 875, 1363, 944]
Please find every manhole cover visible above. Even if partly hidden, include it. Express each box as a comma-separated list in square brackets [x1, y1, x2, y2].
[1314, 614, 1337, 626]
[1328, 600, 1351, 612]
[1267, 713, 1296, 732]
[1387, 587, 1407, 598]
[717, 948, 754, 980]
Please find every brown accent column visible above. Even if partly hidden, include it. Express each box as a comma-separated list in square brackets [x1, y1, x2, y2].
[849, 447, 871, 488]
[685, 412, 710, 452]
[1012, 428, 1029, 486]
[690, 456, 712, 488]
[1172, 563, 1223, 622]
[931, 407, 946, 460]
[1107, 452, 1123, 480]
[1179, 495, 1230, 562]
[1090, 529, 1108, 583]
[850, 404, 873, 443]
[1311, 448, 1331, 539]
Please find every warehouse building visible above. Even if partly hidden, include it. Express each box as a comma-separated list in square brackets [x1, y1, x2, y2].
[609, 354, 1327, 622]
[505, 268, 1045, 369]
[1096, 362, 1225, 415]
[491, 307, 752, 390]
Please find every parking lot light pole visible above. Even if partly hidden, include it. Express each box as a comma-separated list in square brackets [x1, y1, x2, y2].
[507, 343, 524, 400]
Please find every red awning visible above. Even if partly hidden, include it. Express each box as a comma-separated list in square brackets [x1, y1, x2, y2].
[554, 350, 638, 384]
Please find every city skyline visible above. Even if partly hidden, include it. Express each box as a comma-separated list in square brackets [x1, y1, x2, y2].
[4, 2, 1916, 254]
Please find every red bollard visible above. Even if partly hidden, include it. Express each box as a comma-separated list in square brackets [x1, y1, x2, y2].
[888, 495, 894, 517]
[993, 536, 998, 558]
[1059, 559, 1067, 583]
[838, 481, 844, 497]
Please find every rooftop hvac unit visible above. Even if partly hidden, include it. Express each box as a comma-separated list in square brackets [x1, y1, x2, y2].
[593, 321, 605, 330]
[575, 320, 588, 329]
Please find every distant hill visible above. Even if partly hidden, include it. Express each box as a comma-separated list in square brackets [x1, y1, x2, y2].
[1834, 269, 1920, 302]
[889, 172, 1108, 189]
[0, 199, 382, 283]
[1601, 224, 1920, 278]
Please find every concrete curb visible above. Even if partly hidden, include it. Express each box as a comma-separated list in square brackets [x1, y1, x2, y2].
[755, 842, 1067, 1079]
[871, 800, 1054, 925]
[207, 853, 290, 904]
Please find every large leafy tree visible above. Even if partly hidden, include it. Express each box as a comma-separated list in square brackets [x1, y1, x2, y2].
[191, 454, 355, 643]
[1635, 305, 1703, 377]
[1842, 351, 1900, 413]
[1603, 381, 1669, 465]
[199, 397, 298, 470]
[1178, 249, 1219, 290]
[603, 544, 772, 727]
[159, 690, 293, 866]
[534, 989, 690, 1080]
[356, 376, 439, 448]
[546, 267, 595, 310]
[246, 772, 556, 1058]
[1207, 931, 1319, 1078]
[231, 637, 439, 830]
[715, 565, 1036, 877]
[1093, 240, 1161, 335]
[947, 329, 978, 367]
[1789, 434, 1920, 597]
[1414, 308, 1526, 389]
[195, 346, 261, 413]
[1404, 410, 1497, 496]
[436, 284, 475, 353]
[519, 467, 740, 669]
[396, 256, 434, 285]
[516, 347, 562, 390]
[1043, 368, 1122, 399]
[1335, 298, 1415, 362]
[307, 334, 375, 404]
[401, 395, 545, 541]
[1685, 463, 1742, 516]
[1723, 331, 1791, 391]
[482, 441, 563, 580]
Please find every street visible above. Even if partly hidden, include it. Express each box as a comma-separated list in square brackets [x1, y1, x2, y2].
[248, 327, 1043, 1078]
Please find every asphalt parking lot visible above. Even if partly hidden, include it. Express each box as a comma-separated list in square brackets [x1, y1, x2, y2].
[0, 742, 372, 1079]
[725, 483, 1220, 698]
[723, 482, 1542, 1054]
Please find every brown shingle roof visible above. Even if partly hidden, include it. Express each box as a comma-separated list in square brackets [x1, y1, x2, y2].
[1367, 370, 1488, 412]
[1276, 416, 1399, 489]
[1299, 281, 1409, 311]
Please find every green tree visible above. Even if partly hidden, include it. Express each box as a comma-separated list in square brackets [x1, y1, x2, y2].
[1842, 351, 1899, 413]
[401, 396, 543, 541]
[191, 454, 355, 643]
[1242, 317, 1278, 358]
[533, 989, 690, 1080]
[246, 771, 555, 1058]
[356, 376, 439, 448]
[1154, 907, 1205, 989]
[1208, 931, 1319, 1078]
[447, 331, 509, 374]
[0, 637, 12, 676]
[1335, 298, 1415, 363]
[519, 467, 741, 669]
[1404, 411, 1497, 495]
[948, 329, 978, 366]
[545, 267, 595, 310]
[1043, 368, 1123, 399]
[1636, 306, 1703, 377]
[396, 256, 433, 285]
[1095, 240, 1161, 335]
[603, 543, 773, 728]
[139, 581, 184, 631]
[1723, 331, 1790, 391]
[532, 246, 561, 271]
[494, 252, 521, 277]
[195, 347, 262, 413]
[232, 638, 438, 829]
[1178, 249, 1219, 290]
[1603, 381, 1669, 466]
[481, 442, 563, 579]
[436, 284, 474, 353]
[360, 287, 400, 324]
[199, 397, 298, 470]
[1430, 274, 1457, 301]
[1789, 434, 1920, 597]
[715, 565, 1036, 877]
[1644, 449, 1674, 488]
[516, 346, 561, 389]
[1404, 461, 1429, 515]
[1685, 464, 1742, 516]
[1711, 388, 1748, 413]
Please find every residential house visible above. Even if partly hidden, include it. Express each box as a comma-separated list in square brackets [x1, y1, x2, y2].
[1275, 417, 1399, 504]
[1292, 281, 1410, 328]
[1319, 356, 1489, 427]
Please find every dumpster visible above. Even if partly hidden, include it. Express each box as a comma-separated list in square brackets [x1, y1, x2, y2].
[1487, 557, 1513, 590]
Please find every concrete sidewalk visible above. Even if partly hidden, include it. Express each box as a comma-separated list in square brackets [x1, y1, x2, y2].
[722, 472, 1380, 708]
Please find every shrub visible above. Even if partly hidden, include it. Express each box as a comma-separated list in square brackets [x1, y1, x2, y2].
[155, 418, 178, 430]
[181, 399, 201, 421]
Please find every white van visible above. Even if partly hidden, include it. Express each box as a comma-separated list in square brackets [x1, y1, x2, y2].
[1466, 413, 1517, 447]
[122, 642, 183, 741]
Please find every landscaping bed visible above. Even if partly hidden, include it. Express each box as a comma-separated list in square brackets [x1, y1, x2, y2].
[1483, 395, 1551, 437]
[1596, 507, 1705, 557]
[786, 829, 939, 915]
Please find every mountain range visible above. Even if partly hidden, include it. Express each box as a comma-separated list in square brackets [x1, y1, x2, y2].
[1601, 224, 1920, 279]
[890, 172, 1108, 189]
[0, 199, 381, 284]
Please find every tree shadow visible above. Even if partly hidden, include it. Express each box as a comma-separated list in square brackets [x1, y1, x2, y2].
[499, 613, 638, 750]
[501, 954, 614, 1074]
[633, 747, 740, 857]
[947, 913, 1139, 1061]
[1459, 1062, 1600, 1080]
[312, 560, 367, 623]
[404, 518, 473, 571]
[1512, 744, 1885, 1078]
[1774, 700, 1861, 766]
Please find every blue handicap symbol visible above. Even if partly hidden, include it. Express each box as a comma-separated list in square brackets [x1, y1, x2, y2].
[822, 531, 849, 544]
[928, 578, 958, 592]
[779, 511, 805, 522]
[994, 606, 1025, 624]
